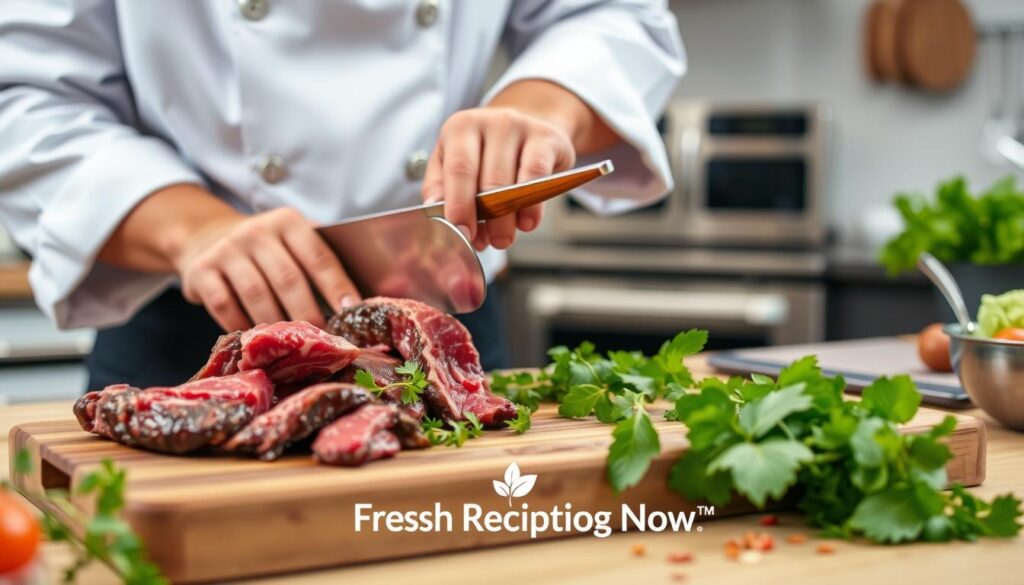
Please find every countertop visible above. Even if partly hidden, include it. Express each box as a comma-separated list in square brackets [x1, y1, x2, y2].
[2, 356, 1023, 585]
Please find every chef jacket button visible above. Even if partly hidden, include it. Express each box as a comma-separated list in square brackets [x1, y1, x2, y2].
[239, 0, 270, 21]
[406, 150, 429, 180]
[257, 155, 287, 184]
[415, 0, 439, 27]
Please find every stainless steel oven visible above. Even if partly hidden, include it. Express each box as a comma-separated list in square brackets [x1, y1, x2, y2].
[503, 247, 826, 367]
[551, 102, 829, 247]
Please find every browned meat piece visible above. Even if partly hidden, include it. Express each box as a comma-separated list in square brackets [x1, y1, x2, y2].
[77, 370, 274, 455]
[328, 297, 514, 425]
[222, 382, 372, 460]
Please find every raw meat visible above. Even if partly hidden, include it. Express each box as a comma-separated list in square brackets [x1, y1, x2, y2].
[328, 297, 514, 425]
[332, 349, 428, 420]
[223, 382, 372, 460]
[75, 370, 274, 454]
[311, 403, 427, 466]
[190, 321, 360, 387]
[392, 411, 431, 450]
[188, 331, 242, 381]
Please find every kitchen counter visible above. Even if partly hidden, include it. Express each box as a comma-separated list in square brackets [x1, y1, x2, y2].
[3, 357, 1023, 585]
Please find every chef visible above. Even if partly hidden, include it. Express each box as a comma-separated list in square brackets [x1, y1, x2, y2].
[0, 1, 684, 388]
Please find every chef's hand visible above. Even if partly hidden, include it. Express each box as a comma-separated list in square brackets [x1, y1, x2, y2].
[421, 80, 618, 252]
[100, 185, 359, 331]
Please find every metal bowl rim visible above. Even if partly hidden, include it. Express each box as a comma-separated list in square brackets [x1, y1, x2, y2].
[942, 323, 1024, 347]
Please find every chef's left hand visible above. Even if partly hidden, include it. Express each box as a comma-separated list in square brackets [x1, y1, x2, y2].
[421, 80, 616, 252]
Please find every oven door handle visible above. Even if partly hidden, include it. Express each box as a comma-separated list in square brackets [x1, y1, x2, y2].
[526, 284, 789, 327]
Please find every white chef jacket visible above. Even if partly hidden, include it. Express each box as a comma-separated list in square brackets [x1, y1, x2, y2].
[0, 0, 685, 330]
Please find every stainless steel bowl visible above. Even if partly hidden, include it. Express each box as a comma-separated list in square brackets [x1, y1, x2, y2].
[945, 324, 1024, 431]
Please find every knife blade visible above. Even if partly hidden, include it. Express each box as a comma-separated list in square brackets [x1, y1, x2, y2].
[316, 159, 613, 314]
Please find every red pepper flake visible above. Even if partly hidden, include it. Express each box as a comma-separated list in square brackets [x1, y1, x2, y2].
[816, 542, 836, 554]
[667, 551, 693, 564]
[724, 539, 741, 560]
[757, 534, 775, 552]
[670, 573, 688, 583]
[631, 543, 647, 557]
[759, 514, 779, 527]
[742, 531, 759, 549]
[787, 533, 807, 544]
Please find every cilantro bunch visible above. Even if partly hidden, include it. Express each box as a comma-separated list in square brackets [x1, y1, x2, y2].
[492, 330, 708, 491]
[880, 175, 1024, 274]
[668, 357, 1023, 543]
[493, 332, 1023, 545]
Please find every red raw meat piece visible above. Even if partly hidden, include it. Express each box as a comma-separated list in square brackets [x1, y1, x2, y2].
[312, 403, 426, 466]
[332, 349, 427, 420]
[237, 321, 360, 385]
[328, 297, 514, 425]
[137, 370, 274, 414]
[189, 331, 243, 381]
[190, 322, 360, 389]
[223, 382, 372, 460]
[74, 370, 274, 454]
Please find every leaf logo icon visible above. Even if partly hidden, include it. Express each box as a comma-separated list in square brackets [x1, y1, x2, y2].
[493, 462, 537, 506]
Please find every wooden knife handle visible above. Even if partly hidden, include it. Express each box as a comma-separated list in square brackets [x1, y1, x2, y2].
[474, 160, 613, 221]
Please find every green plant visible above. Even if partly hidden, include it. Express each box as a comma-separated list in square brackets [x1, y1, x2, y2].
[493, 334, 1024, 544]
[879, 176, 1024, 274]
[7, 452, 165, 584]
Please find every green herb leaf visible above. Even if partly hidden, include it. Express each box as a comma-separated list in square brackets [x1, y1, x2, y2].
[848, 488, 929, 543]
[606, 396, 660, 493]
[506, 405, 532, 434]
[356, 361, 429, 405]
[737, 383, 812, 438]
[861, 375, 921, 423]
[981, 494, 1024, 537]
[668, 449, 734, 506]
[708, 439, 813, 508]
[558, 384, 605, 418]
[353, 369, 384, 394]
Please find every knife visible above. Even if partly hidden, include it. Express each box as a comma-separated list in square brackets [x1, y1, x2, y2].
[317, 159, 614, 314]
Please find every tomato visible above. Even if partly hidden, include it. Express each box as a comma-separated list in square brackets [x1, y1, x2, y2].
[0, 490, 41, 574]
[918, 323, 952, 372]
[993, 327, 1024, 342]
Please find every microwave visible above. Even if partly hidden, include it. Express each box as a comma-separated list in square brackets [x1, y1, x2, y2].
[552, 102, 829, 247]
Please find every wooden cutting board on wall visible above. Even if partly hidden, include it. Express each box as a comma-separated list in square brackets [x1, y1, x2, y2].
[9, 405, 986, 584]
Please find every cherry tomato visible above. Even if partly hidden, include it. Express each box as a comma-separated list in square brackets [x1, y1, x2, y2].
[0, 490, 41, 574]
[918, 323, 952, 372]
[993, 327, 1024, 342]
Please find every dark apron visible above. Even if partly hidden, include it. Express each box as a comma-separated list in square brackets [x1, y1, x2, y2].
[85, 284, 510, 391]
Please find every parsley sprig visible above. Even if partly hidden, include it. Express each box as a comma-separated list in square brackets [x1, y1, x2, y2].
[505, 405, 532, 434]
[354, 360, 429, 405]
[491, 330, 708, 491]
[669, 356, 1023, 543]
[492, 332, 1023, 544]
[8, 451, 166, 584]
[422, 412, 483, 447]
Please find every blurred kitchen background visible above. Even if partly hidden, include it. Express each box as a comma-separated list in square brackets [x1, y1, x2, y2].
[1, 0, 1023, 402]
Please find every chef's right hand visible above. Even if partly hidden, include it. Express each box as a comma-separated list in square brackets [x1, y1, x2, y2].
[172, 207, 359, 332]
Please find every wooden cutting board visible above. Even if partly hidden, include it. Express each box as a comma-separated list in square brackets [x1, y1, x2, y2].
[9, 405, 986, 584]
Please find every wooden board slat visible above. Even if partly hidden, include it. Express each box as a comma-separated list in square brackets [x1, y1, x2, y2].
[9, 405, 985, 584]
